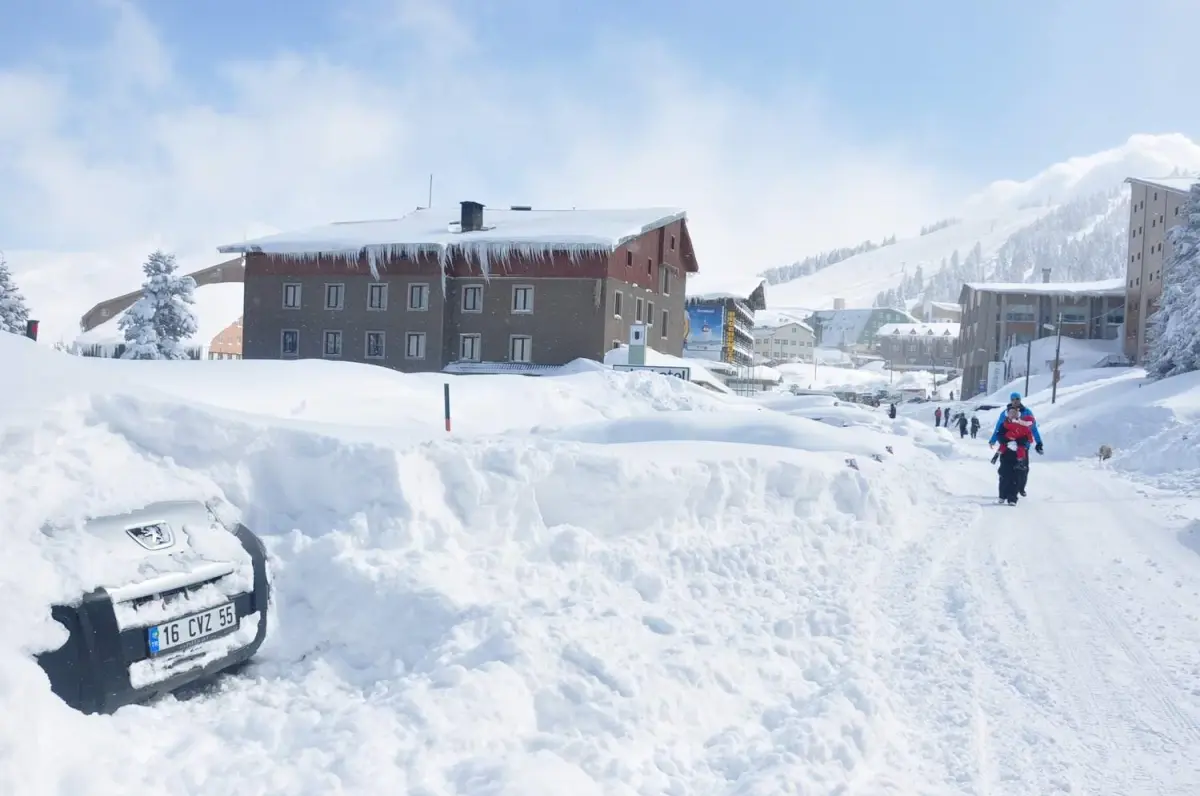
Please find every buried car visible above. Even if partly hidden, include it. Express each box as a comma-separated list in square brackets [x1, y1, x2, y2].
[34, 500, 270, 714]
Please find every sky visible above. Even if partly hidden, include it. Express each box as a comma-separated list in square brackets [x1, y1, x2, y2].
[2, 0, 1199, 327]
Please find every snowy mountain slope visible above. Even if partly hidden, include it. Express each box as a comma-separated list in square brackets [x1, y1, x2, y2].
[764, 133, 1200, 312]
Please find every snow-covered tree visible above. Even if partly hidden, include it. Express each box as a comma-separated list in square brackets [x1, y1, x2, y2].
[0, 254, 31, 335]
[1145, 183, 1200, 380]
[118, 250, 199, 360]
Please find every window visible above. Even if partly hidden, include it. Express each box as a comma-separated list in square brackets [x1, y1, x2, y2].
[660, 309, 668, 336]
[282, 283, 302, 309]
[459, 333, 481, 361]
[364, 331, 385, 359]
[647, 257, 652, 276]
[1004, 304, 1035, 322]
[635, 296, 644, 323]
[625, 251, 633, 267]
[280, 329, 299, 356]
[405, 332, 426, 360]
[324, 283, 344, 310]
[512, 285, 534, 313]
[323, 330, 343, 357]
[509, 335, 532, 363]
[613, 291, 623, 318]
[367, 283, 388, 311]
[670, 235, 676, 251]
[647, 301, 655, 324]
[660, 266, 670, 295]
[408, 283, 429, 311]
[462, 284, 483, 312]
[612, 340, 621, 349]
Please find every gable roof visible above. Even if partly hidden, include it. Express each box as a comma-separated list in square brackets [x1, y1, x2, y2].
[217, 206, 693, 278]
[877, 322, 961, 337]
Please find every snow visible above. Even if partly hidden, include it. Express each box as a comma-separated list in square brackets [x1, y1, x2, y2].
[810, 307, 919, 347]
[963, 277, 1126, 297]
[759, 134, 1200, 314]
[1128, 175, 1199, 194]
[75, 282, 243, 354]
[767, 209, 1049, 311]
[876, 322, 960, 338]
[1001, 334, 1123, 380]
[3, 324, 1200, 793]
[217, 207, 688, 279]
[602, 344, 731, 393]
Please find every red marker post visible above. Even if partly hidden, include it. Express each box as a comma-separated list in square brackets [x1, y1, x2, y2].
[443, 383, 451, 432]
[25, 320, 39, 341]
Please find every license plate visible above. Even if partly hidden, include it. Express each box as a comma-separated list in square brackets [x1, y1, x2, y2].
[147, 602, 238, 656]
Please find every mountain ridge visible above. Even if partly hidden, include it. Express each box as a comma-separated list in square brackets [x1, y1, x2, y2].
[762, 133, 1200, 313]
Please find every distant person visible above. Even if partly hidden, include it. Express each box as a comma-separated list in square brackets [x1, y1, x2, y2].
[956, 413, 968, 438]
[888, 402, 897, 420]
[934, 406, 942, 426]
[970, 414, 981, 439]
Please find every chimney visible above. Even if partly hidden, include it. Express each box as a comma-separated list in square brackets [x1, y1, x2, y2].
[1042, 268, 1051, 283]
[460, 200, 485, 232]
[833, 297, 846, 310]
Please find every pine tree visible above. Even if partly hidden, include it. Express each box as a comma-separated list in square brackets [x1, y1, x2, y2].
[0, 254, 31, 335]
[118, 250, 199, 360]
[1145, 182, 1200, 380]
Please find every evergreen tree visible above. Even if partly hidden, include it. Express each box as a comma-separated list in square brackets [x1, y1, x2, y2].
[0, 254, 31, 335]
[1145, 183, 1200, 379]
[118, 250, 199, 360]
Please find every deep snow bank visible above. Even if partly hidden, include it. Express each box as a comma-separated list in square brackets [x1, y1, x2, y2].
[0, 334, 949, 795]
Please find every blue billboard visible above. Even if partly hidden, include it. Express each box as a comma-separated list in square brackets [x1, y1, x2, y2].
[684, 304, 726, 360]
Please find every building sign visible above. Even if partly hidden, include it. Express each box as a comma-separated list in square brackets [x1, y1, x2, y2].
[683, 304, 725, 361]
[722, 308, 737, 363]
[612, 364, 692, 380]
[985, 361, 1006, 396]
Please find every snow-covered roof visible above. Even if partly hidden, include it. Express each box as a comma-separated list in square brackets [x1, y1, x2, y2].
[75, 282, 243, 348]
[217, 206, 689, 276]
[809, 307, 919, 345]
[1125, 176, 1197, 194]
[878, 322, 961, 337]
[753, 319, 813, 336]
[685, 273, 765, 300]
[963, 278, 1125, 298]
[753, 309, 814, 329]
[907, 298, 962, 313]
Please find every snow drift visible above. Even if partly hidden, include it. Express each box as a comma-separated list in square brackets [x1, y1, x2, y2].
[0, 334, 956, 795]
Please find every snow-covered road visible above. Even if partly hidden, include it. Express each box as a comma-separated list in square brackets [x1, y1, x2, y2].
[877, 451, 1200, 794]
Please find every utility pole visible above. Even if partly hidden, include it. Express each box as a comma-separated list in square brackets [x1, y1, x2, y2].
[1023, 337, 1033, 398]
[1050, 311, 1064, 404]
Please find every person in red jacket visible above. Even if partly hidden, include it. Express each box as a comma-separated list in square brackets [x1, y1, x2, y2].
[991, 406, 1036, 504]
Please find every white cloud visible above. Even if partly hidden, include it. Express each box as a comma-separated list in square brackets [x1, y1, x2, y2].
[0, 0, 956, 339]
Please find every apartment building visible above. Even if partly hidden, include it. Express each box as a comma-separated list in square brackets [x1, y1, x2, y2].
[752, 321, 815, 362]
[875, 322, 960, 369]
[956, 274, 1125, 398]
[806, 306, 918, 350]
[217, 202, 698, 372]
[1124, 176, 1193, 362]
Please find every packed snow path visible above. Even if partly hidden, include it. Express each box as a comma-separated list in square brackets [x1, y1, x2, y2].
[881, 453, 1200, 794]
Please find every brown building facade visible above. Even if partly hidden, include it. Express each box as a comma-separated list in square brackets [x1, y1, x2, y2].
[1124, 176, 1192, 363]
[957, 277, 1125, 399]
[222, 204, 698, 372]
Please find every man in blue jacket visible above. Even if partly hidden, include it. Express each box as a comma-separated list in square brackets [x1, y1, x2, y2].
[989, 391, 1043, 496]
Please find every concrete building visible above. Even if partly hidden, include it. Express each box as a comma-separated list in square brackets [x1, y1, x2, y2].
[752, 320, 815, 362]
[218, 202, 698, 372]
[79, 257, 244, 333]
[875, 322, 960, 369]
[806, 306, 918, 350]
[956, 275, 1125, 399]
[1124, 176, 1194, 363]
[208, 317, 243, 360]
[907, 297, 963, 323]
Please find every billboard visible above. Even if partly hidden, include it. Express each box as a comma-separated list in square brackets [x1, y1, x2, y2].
[684, 304, 726, 361]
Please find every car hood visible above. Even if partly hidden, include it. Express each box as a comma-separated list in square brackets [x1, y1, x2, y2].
[43, 500, 255, 598]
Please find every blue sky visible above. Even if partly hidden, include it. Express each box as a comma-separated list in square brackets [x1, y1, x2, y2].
[1, 0, 1198, 288]
[5, 0, 1195, 182]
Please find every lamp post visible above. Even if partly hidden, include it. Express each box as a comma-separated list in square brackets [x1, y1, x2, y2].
[1050, 311, 1063, 405]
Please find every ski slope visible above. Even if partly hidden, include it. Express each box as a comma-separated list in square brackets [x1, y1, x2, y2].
[3, 334, 1200, 795]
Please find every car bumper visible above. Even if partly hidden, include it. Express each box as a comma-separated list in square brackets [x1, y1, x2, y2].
[36, 522, 271, 715]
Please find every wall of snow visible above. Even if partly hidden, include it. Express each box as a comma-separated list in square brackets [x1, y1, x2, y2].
[0, 332, 964, 794]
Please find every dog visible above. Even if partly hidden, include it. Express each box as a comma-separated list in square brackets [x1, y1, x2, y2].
[1098, 444, 1113, 462]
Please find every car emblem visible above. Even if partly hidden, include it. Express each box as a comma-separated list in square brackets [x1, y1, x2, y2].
[126, 522, 175, 551]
